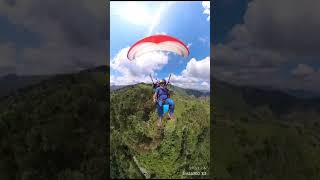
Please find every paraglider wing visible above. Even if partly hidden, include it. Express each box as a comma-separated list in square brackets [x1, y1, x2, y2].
[127, 35, 189, 60]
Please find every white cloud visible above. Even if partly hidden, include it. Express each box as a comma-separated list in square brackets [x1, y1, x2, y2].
[154, 32, 167, 35]
[111, 47, 169, 85]
[112, 1, 174, 35]
[211, 0, 320, 93]
[112, 1, 152, 26]
[147, 2, 173, 35]
[288, 65, 320, 91]
[110, 75, 116, 86]
[292, 64, 315, 77]
[17, 44, 103, 75]
[215, 42, 287, 68]
[201, 81, 209, 86]
[242, 0, 320, 55]
[199, 37, 207, 43]
[187, 43, 192, 48]
[170, 56, 210, 90]
[202, 1, 210, 21]
[182, 57, 210, 80]
[111, 48, 210, 91]
[0, 0, 106, 76]
[110, 74, 150, 86]
[201, 81, 210, 90]
[198, 36, 210, 47]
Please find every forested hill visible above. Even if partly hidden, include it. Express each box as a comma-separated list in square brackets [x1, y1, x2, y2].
[0, 66, 108, 180]
[110, 83, 210, 179]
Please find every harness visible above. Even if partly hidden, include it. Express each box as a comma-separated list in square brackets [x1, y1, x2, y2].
[153, 83, 160, 90]
[156, 87, 170, 102]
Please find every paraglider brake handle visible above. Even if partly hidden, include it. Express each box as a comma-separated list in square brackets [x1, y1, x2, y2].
[167, 73, 172, 85]
[149, 74, 155, 84]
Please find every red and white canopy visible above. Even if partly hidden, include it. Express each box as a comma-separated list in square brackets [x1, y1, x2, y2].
[127, 34, 189, 60]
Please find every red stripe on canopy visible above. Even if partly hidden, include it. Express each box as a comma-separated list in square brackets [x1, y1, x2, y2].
[127, 35, 189, 60]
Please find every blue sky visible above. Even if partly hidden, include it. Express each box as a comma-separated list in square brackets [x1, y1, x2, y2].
[213, 0, 249, 44]
[110, 1, 210, 90]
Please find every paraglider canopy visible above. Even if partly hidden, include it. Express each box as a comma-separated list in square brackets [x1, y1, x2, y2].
[127, 34, 189, 60]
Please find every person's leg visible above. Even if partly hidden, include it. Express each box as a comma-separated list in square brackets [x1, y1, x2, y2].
[165, 98, 175, 120]
[157, 116, 163, 127]
[157, 101, 164, 127]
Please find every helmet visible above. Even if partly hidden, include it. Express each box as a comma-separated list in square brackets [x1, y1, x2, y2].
[159, 79, 166, 85]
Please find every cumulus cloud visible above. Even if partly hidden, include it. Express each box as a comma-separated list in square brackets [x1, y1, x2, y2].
[111, 47, 169, 85]
[182, 57, 210, 80]
[202, 1, 210, 21]
[0, 0, 107, 76]
[235, 0, 320, 56]
[215, 43, 287, 68]
[288, 64, 320, 91]
[286, 64, 320, 92]
[0, 0, 105, 48]
[214, 64, 278, 83]
[111, 47, 210, 91]
[292, 64, 315, 78]
[17, 44, 104, 75]
[213, 23, 288, 82]
[110, 74, 150, 86]
[171, 57, 210, 90]
[214, 0, 320, 93]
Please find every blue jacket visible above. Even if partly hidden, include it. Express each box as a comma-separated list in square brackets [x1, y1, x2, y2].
[155, 87, 169, 101]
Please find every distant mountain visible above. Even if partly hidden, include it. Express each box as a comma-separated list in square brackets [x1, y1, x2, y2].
[110, 85, 126, 91]
[170, 85, 210, 97]
[110, 83, 210, 97]
[285, 89, 320, 99]
[213, 78, 320, 179]
[213, 78, 320, 116]
[0, 66, 108, 98]
[80, 65, 108, 73]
